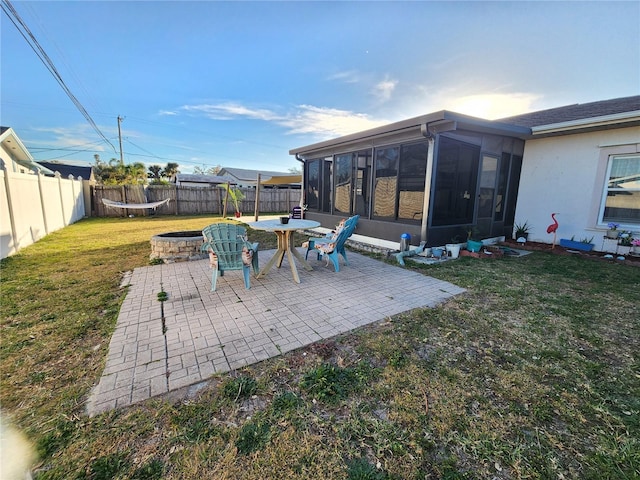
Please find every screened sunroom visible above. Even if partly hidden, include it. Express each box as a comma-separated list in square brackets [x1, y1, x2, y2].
[290, 111, 530, 247]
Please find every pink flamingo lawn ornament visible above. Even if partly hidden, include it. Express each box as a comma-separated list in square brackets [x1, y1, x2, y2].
[547, 213, 559, 249]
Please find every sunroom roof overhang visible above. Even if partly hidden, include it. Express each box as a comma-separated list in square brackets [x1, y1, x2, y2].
[289, 110, 531, 159]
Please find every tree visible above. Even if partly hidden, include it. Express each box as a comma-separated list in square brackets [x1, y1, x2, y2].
[148, 164, 163, 184]
[92, 156, 147, 185]
[125, 162, 147, 184]
[163, 162, 179, 182]
[193, 165, 221, 176]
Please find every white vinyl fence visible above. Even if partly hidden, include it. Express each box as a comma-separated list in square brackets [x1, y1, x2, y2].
[0, 169, 86, 259]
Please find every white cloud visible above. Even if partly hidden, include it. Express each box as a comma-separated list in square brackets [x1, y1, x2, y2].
[179, 101, 389, 138]
[158, 110, 178, 116]
[372, 78, 398, 103]
[279, 105, 388, 137]
[31, 125, 114, 151]
[181, 103, 279, 121]
[327, 70, 361, 84]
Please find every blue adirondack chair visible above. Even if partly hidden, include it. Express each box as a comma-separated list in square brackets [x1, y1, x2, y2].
[307, 215, 359, 272]
[201, 223, 259, 291]
[305, 215, 359, 262]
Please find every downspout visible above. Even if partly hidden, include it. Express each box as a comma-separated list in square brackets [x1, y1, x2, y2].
[295, 154, 305, 208]
[420, 123, 436, 244]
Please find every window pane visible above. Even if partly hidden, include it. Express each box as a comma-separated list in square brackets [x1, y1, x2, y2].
[306, 160, 319, 210]
[609, 155, 640, 189]
[334, 154, 352, 214]
[603, 155, 640, 225]
[494, 153, 510, 221]
[354, 150, 372, 217]
[321, 159, 332, 213]
[398, 142, 427, 221]
[373, 147, 399, 219]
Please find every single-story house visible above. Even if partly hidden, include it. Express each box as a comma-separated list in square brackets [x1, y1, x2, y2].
[37, 161, 95, 182]
[1, 127, 53, 175]
[174, 173, 237, 187]
[218, 167, 302, 189]
[290, 95, 639, 250]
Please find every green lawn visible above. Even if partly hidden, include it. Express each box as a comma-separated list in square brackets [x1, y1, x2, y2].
[1, 215, 638, 479]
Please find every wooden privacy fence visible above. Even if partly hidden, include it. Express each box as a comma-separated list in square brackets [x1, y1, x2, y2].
[93, 185, 302, 217]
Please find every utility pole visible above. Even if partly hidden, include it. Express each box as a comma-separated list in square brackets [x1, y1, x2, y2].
[117, 115, 124, 165]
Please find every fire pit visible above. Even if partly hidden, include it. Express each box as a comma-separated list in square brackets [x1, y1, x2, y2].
[150, 231, 206, 263]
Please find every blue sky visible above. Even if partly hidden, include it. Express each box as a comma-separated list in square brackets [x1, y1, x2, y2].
[2, 1, 638, 174]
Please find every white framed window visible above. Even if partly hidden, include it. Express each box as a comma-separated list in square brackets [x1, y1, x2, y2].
[599, 154, 640, 227]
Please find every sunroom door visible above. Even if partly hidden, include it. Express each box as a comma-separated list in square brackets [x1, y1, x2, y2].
[476, 154, 499, 237]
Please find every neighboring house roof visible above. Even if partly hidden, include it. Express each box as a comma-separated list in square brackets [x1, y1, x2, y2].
[0, 126, 53, 174]
[37, 161, 94, 180]
[175, 173, 236, 184]
[218, 167, 298, 182]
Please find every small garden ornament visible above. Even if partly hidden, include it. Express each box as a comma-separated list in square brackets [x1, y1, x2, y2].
[546, 213, 559, 249]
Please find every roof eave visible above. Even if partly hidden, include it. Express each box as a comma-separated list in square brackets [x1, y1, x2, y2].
[530, 111, 640, 137]
[289, 110, 531, 157]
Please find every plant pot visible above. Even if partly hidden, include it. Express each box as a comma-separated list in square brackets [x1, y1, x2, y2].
[466, 240, 483, 253]
[618, 245, 631, 256]
[606, 229, 619, 239]
[445, 243, 461, 259]
[631, 245, 640, 255]
[432, 247, 444, 259]
[559, 239, 594, 251]
[234, 212, 242, 218]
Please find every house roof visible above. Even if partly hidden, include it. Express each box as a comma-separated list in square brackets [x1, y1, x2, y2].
[291, 96, 640, 156]
[290, 110, 530, 157]
[37, 161, 94, 180]
[0, 126, 53, 174]
[175, 173, 236, 184]
[218, 167, 300, 184]
[498, 95, 640, 128]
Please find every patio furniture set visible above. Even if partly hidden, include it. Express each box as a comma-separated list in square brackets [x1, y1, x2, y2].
[200, 214, 360, 291]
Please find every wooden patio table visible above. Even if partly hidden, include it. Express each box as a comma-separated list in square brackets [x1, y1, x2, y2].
[248, 218, 320, 284]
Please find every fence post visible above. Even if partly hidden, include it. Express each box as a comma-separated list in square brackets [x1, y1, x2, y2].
[2, 166, 19, 252]
[56, 172, 68, 226]
[37, 170, 50, 234]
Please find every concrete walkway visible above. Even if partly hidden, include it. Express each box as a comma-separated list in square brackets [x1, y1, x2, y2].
[86, 249, 465, 416]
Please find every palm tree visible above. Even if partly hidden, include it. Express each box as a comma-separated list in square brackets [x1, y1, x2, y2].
[148, 165, 164, 184]
[163, 162, 179, 182]
[125, 162, 147, 184]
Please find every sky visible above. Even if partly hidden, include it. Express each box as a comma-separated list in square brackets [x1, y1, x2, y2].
[1, 1, 639, 174]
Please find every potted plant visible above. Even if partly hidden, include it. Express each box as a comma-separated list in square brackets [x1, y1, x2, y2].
[560, 235, 595, 252]
[514, 221, 531, 241]
[445, 234, 464, 259]
[618, 230, 633, 255]
[606, 222, 620, 239]
[631, 238, 640, 255]
[465, 227, 483, 253]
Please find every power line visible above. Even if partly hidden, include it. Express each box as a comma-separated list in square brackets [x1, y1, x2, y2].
[1, 0, 117, 154]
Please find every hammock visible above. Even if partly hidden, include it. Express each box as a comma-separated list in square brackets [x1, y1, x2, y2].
[102, 197, 171, 210]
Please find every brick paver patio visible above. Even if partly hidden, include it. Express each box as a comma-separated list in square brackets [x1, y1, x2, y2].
[86, 249, 465, 416]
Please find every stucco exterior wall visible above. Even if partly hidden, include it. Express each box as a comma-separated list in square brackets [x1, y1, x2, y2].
[515, 126, 640, 248]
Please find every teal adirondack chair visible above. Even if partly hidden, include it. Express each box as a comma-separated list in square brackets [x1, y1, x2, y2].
[307, 215, 359, 272]
[201, 223, 259, 291]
